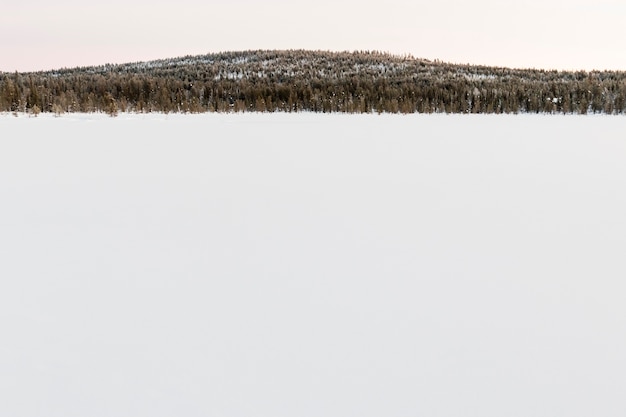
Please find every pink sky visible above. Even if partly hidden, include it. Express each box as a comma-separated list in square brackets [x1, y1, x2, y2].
[2, 0, 625, 72]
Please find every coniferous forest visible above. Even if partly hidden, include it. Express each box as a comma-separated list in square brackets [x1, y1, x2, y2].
[1, 50, 626, 115]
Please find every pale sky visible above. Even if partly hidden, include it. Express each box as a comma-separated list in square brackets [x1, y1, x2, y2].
[2, 0, 625, 72]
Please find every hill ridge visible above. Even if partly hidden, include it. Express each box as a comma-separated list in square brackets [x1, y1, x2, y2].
[2, 50, 625, 114]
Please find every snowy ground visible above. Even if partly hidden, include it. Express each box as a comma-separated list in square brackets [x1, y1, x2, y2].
[2, 112, 626, 417]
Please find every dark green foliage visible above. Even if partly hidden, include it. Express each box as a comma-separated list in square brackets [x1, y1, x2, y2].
[1, 50, 626, 114]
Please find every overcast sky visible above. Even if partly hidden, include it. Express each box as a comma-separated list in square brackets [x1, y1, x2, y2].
[2, 0, 625, 72]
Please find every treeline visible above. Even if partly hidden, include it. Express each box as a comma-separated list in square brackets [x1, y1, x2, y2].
[1, 50, 626, 115]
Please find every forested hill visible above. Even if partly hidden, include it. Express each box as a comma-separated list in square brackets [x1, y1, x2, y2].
[1, 50, 626, 115]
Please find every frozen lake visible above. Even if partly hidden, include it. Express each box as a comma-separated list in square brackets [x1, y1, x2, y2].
[2, 112, 626, 417]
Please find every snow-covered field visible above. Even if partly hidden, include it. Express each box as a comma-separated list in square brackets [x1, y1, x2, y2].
[2, 112, 626, 417]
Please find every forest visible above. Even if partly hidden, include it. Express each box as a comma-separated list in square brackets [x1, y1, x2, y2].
[1, 50, 625, 115]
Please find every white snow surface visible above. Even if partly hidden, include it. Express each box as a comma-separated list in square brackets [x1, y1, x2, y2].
[1, 112, 626, 417]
